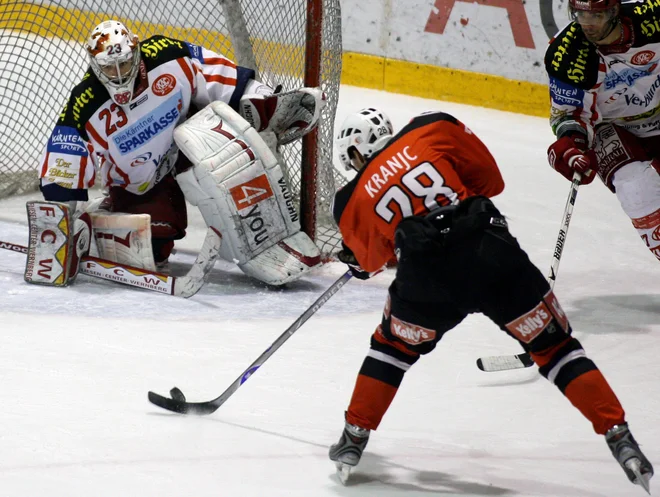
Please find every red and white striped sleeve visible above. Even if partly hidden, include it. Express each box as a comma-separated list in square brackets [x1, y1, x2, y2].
[39, 125, 98, 199]
[188, 46, 239, 108]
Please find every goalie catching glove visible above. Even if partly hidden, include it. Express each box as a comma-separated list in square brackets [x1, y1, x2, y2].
[239, 81, 326, 145]
[174, 100, 321, 286]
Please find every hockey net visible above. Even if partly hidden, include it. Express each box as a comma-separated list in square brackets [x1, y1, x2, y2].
[0, 0, 345, 255]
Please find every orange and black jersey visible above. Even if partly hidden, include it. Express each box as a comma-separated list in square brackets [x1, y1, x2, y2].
[333, 111, 505, 273]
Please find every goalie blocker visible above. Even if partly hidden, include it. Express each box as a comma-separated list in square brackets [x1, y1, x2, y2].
[25, 201, 91, 286]
[174, 101, 321, 286]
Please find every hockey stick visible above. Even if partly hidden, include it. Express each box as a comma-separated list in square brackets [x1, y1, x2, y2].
[0, 226, 221, 298]
[476, 171, 582, 372]
[148, 270, 353, 415]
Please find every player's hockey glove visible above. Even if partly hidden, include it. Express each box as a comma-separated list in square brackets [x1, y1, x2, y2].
[337, 243, 383, 280]
[547, 131, 596, 185]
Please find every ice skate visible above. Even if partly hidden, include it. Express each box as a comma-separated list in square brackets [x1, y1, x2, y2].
[606, 423, 654, 494]
[329, 422, 370, 485]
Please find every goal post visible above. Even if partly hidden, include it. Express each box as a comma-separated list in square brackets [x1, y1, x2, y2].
[0, 0, 345, 255]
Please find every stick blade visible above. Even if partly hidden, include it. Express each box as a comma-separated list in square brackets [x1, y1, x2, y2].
[147, 391, 218, 415]
[172, 227, 222, 298]
[172, 275, 206, 298]
[476, 353, 534, 372]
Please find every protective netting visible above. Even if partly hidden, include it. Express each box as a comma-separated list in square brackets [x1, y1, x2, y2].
[0, 0, 345, 255]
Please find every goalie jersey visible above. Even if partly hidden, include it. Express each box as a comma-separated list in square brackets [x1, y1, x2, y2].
[332, 112, 505, 272]
[40, 35, 255, 202]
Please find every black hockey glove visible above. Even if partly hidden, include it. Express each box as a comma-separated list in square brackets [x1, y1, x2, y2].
[337, 243, 379, 280]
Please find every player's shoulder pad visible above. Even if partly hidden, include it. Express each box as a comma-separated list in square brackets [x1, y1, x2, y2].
[332, 174, 361, 225]
[140, 35, 192, 69]
[402, 111, 459, 135]
[383, 111, 459, 150]
[57, 69, 108, 136]
[545, 22, 599, 90]
[626, 1, 660, 45]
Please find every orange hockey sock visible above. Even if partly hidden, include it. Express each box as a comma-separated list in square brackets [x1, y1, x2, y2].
[563, 369, 625, 435]
[345, 374, 399, 430]
[532, 337, 625, 435]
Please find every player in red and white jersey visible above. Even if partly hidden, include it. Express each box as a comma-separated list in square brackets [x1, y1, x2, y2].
[40, 23, 261, 262]
[328, 108, 653, 491]
[546, 0, 660, 262]
[30, 20, 325, 286]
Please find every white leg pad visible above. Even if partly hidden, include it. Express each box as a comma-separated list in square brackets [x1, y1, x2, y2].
[175, 101, 322, 285]
[25, 201, 91, 286]
[91, 212, 156, 271]
[239, 231, 322, 285]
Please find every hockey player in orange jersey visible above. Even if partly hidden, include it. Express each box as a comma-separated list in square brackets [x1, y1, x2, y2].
[328, 108, 653, 492]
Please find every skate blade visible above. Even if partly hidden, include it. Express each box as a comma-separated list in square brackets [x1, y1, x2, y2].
[626, 458, 652, 495]
[335, 462, 352, 485]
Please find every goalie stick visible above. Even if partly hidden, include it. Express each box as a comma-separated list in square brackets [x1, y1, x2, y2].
[476, 171, 581, 372]
[147, 270, 353, 415]
[0, 226, 221, 298]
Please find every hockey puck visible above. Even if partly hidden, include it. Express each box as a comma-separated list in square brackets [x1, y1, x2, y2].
[169, 387, 186, 402]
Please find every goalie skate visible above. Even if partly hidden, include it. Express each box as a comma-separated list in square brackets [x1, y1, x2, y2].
[606, 423, 654, 494]
[329, 421, 370, 485]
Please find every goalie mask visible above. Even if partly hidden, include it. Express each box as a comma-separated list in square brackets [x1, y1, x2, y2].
[336, 108, 394, 171]
[86, 20, 141, 106]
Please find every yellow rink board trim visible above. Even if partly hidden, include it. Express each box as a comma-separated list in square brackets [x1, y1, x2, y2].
[0, 3, 238, 58]
[1, 3, 319, 78]
[341, 52, 550, 118]
[2, 3, 550, 118]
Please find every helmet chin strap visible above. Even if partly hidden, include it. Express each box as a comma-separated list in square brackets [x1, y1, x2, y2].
[348, 147, 367, 172]
[596, 13, 620, 43]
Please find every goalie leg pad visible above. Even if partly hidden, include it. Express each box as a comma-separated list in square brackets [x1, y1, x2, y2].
[239, 231, 321, 286]
[91, 212, 157, 271]
[175, 101, 321, 285]
[25, 201, 91, 286]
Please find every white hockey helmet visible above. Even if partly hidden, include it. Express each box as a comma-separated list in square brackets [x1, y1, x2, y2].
[86, 20, 141, 106]
[335, 108, 394, 170]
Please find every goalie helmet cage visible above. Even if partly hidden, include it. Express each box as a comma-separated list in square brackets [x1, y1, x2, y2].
[0, 0, 345, 256]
